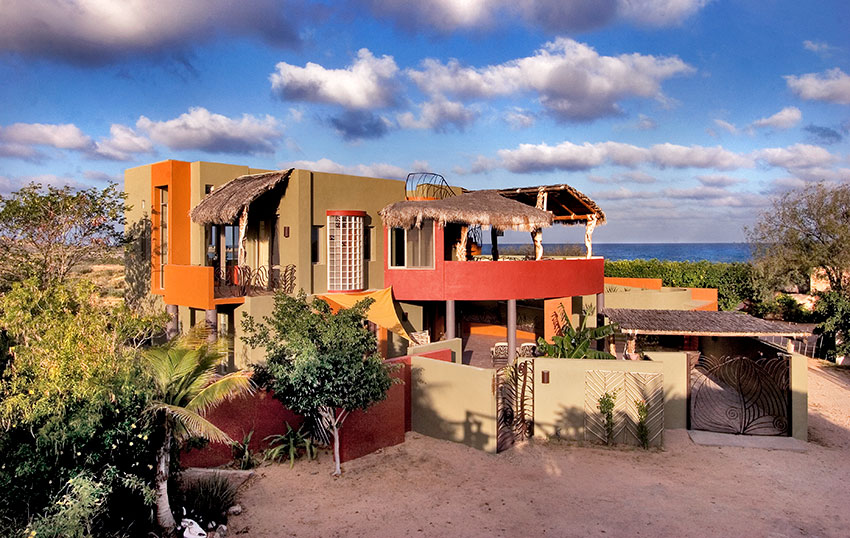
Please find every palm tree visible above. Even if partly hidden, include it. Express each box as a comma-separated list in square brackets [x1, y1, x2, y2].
[145, 339, 254, 535]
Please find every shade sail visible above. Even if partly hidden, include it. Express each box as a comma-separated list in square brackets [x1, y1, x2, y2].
[319, 287, 414, 342]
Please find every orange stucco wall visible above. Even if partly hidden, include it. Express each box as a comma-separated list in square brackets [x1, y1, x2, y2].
[151, 160, 192, 296]
[604, 277, 663, 289]
[689, 287, 719, 311]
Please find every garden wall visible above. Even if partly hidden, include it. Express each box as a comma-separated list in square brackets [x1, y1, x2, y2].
[410, 356, 498, 453]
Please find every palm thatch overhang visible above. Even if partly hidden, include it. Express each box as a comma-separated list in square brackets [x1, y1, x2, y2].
[190, 169, 294, 225]
[499, 184, 605, 225]
[603, 309, 811, 337]
[379, 190, 554, 232]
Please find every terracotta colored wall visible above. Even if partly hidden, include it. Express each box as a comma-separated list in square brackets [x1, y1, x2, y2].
[181, 391, 301, 468]
[151, 160, 192, 295]
[604, 277, 663, 290]
[466, 322, 536, 341]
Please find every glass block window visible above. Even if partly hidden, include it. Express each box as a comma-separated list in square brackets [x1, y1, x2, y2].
[327, 211, 365, 292]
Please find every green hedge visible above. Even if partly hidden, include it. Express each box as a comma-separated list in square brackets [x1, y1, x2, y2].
[604, 259, 757, 311]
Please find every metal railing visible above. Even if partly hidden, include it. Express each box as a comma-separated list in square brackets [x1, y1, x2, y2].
[214, 264, 296, 298]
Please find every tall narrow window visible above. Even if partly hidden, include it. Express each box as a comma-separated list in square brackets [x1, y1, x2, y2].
[390, 228, 406, 268]
[311, 226, 322, 264]
[158, 187, 168, 288]
[327, 211, 365, 292]
[204, 225, 220, 267]
[390, 221, 434, 268]
[364, 226, 373, 262]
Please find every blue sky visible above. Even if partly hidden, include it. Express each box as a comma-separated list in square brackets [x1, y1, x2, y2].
[0, 0, 848, 243]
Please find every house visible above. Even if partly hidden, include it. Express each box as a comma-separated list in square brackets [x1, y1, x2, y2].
[125, 161, 608, 367]
[124, 159, 407, 367]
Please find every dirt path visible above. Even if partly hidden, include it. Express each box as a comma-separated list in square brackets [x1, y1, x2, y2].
[230, 360, 850, 537]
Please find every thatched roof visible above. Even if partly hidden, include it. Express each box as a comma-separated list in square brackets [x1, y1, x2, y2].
[499, 184, 606, 225]
[190, 169, 293, 225]
[603, 309, 811, 337]
[379, 190, 553, 231]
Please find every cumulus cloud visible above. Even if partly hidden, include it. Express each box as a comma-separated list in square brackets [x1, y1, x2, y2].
[753, 143, 837, 170]
[0, 0, 300, 65]
[407, 38, 692, 121]
[136, 107, 281, 154]
[696, 174, 746, 187]
[0, 122, 92, 150]
[712, 119, 738, 135]
[91, 125, 154, 161]
[804, 124, 843, 145]
[359, 0, 707, 33]
[785, 68, 850, 105]
[397, 98, 478, 132]
[751, 106, 802, 130]
[329, 111, 393, 141]
[283, 157, 413, 179]
[271, 49, 400, 110]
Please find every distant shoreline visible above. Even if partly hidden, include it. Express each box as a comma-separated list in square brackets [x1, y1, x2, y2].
[483, 242, 752, 263]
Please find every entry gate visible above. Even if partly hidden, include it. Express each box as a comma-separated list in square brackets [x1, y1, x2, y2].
[689, 354, 790, 436]
[496, 359, 534, 452]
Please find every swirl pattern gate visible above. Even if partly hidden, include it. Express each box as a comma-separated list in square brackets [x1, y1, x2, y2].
[690, 355, 789, 436]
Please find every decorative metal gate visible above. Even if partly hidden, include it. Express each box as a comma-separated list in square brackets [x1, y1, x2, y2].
[690, 354, 790, 436]
[496, 359, 534, 452]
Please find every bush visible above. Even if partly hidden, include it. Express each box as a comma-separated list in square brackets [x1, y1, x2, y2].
[264, 423, 318, 468]
[174, 473, 237, 531]
[597, 391, 617, 446]
[604, 259, 760, 311]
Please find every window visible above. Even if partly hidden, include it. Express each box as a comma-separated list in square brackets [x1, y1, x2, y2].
[327, 212, 365, 291]
[390, 221, 434, 268]
[311, 226, 322, 264]
[364, 226, 373, 261]
[158, 187, 168, 288]
[224, 225, 239, 268]
[204, 224, 220, 267]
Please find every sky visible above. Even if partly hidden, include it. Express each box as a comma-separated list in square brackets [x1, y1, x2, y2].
[0, 0, 848, 243]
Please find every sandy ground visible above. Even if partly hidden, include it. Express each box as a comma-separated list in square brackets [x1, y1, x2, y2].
[230, 358, 850, 537]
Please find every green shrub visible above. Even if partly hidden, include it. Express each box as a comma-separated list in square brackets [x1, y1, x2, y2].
[175, 473, 237, 530]
[231, 431, 259, 470]
[25, 472, 108, 538]
[265, 424, 317, 468]
[597, 391, 617, 445]
[635, 399, 650, 449]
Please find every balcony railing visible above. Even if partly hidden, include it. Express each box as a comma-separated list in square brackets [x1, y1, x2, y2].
[214, 264, 297, 298]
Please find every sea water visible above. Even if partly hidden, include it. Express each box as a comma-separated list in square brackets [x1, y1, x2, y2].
[482, 243, 752, 263]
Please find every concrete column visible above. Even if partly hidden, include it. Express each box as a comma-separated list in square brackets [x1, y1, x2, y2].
[490, 227, 499, 261]
[205, 308, 218, 344]
[166, 304, 179, 340]
[446, 300, 456, 340]
[507, 299, 517, 363]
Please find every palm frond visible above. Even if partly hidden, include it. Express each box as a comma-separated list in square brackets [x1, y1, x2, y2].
[186, 371, 255, 416]
[149, 402, 234, 444]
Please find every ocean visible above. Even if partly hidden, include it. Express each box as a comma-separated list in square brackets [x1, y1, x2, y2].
[482, 243, 752, 263]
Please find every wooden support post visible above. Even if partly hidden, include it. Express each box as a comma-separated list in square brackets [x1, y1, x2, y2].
[456, 226, 468, 261]
[584, 215, 597, 259]
[446, 300, 456, 340]
[507, 299, 517, 363]
[238, 207, 248, 267]
[205, 309, 217, 344]
[166, 304, 179, 340]
[490, 227, 499, 261]
[531, 228, 543, 260]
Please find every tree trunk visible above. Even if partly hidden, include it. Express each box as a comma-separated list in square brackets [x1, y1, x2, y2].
[332, 421, 341, 476]
[156, 420, 177, 536]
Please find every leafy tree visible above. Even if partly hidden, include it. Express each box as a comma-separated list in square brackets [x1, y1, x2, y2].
[537, 304, 617, 359]
[244, 291, 394, 476]
[748, 182, 850, 294]
[814, 291, 850, 359]
[0, 278, 162, 534]
[0, 182, 127, 288]
[145, 339, 254, 535]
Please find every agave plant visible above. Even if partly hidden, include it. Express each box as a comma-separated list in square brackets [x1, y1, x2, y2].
[537, 304, 617, 359]
[145, 336, 254, 536]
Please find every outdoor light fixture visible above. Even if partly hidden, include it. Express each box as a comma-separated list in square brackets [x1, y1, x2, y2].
[283, 226, 290, 238]
[542, 371, 550, 384]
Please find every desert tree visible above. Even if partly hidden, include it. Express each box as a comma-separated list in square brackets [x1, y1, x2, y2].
[244, 291, 394, 476]
[0, 182, 127, 288]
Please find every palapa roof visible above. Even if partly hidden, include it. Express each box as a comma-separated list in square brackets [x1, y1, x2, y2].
[603, 309, 811, 337]
[499, 184, 605, 225]
[190, 169, 293, 225]
[379, 190, 553, 232]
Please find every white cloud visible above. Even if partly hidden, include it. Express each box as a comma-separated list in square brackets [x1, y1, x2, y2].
[91, 125, 154, 161]
[753, 143, 837, 170]
[650, 143, 753, 170]
[498, 141, 608, 172]
[271, 49, 400, 110]
[635, 114, 657, 130]
[802, 40, 837, 55]
[751, 106, 802, 130]
[361, 0, 708, 32]
[407, 38, 693, 121]
[504, 108, 536, 129]
[0, 122, 92, 150]
[283, 158, 410, 179]
[696, 174, 746, 187]
[713, 119, 738, 134]
[397, 98, 478, 132]
[0, 0, 300, 65]
[785, 68, 850, 105]
[136, 107, 281, 154]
